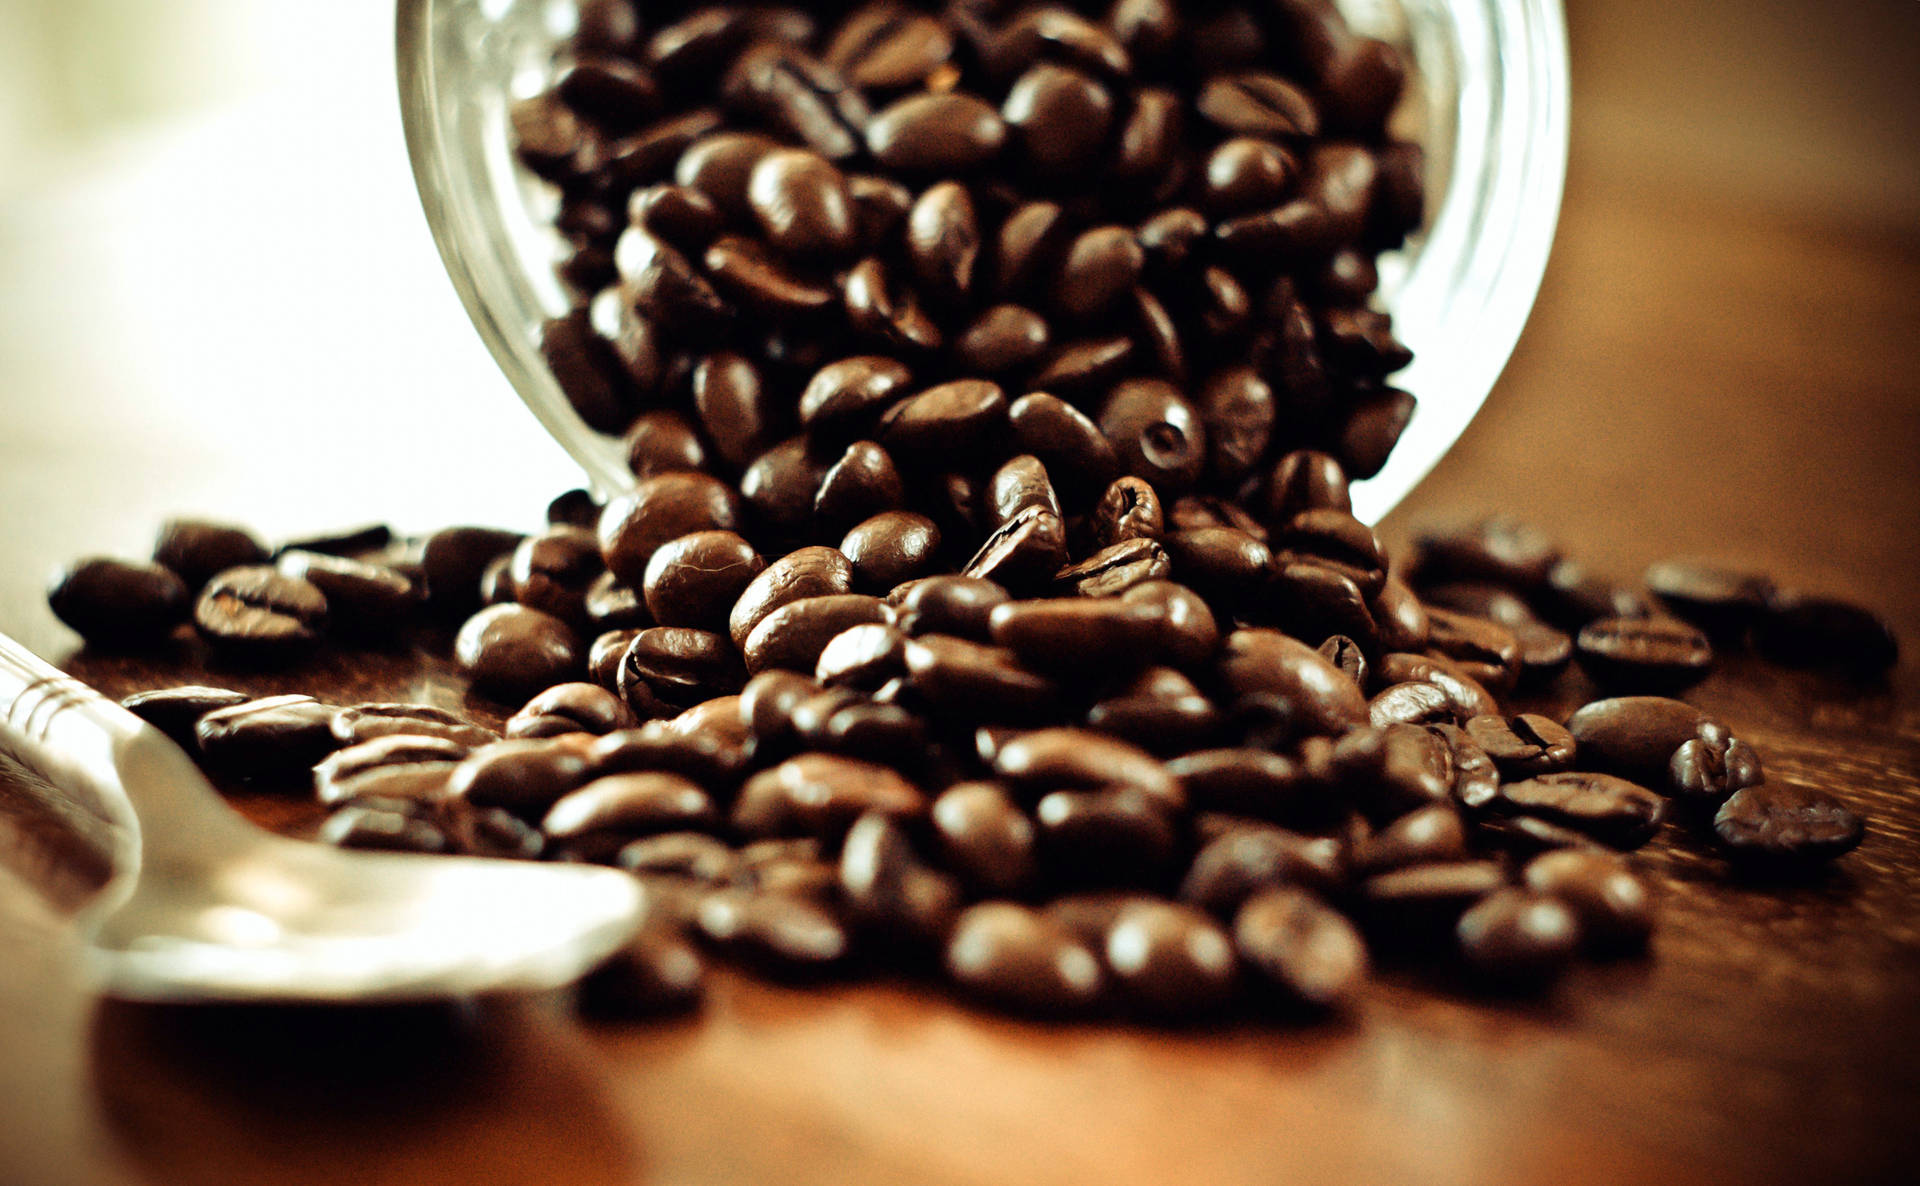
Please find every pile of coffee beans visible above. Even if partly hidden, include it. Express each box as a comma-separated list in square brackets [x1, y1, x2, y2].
[40, 1, 1899, 1021]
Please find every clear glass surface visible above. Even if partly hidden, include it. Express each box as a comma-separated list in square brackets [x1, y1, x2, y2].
[397, 0, 1568, 524]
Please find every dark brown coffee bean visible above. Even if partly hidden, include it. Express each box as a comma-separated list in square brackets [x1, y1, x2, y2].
[620, 627, 745, 708]
[1642, 560, 1773, 641]
[866, 91, 1007, 172]
[813, 441, 905, 533]
[1375, 653, 1499, 722]
[543, 772, 718, 857]
[1164, 749, 1316, 823]
[1329, 724, 1456, 824]
[276, 550, 418, 629]
[993, 727, 1180, 807]
[122, 686, 249, 744]
[194, 566, 328, 661]
[585, 572, 647, 630]
[620, 409, 706, 480]
[1316, 635, 1368, 688]
[1050, 227, 1144, 324]
[1521, 849, 1653, 953]
[824, 6, 953, 90]
[313, 734, 468, 807]
[510, 682, 633, 737]
[1753, 593, 1900, 675]
[729, 547, 856, 648]
[696, 889, 850, 976]
[745, 148, 856, 258]
[888, 575, 1009, 640]
[628, 183, 723, 253]
[988, 455, 1063, 527]
[878, 379, 1009, 456]
[673, 130, 778, 219]
[955, 305, 1050, 376]
[1422, 722, 1501, 813]
[1091, 477, 1165, 549]
[618, 831, 741, 885]
[47, 558, 190, 647]
[1037, 787, 1181, 889]
[1179, 825, 1345, 917]
[455, 604, 581, 700]
[1576, 616, 1714, 692]
[687, 352, 773, 470]
[153, 519, 270, 590]
[799, 355, 915, 439]
[1218, 629, 1367, 738]
[1538, 558, 1657, 628]
[1101, 378, 1206, 494]
[1669, 735, 1765, 804]
[838, 812, 962, 944]
[615, 228, 734, 338]
[1368, 681, 1455, 728]
[1055, 539, 1172, 598]
[589, 627, 646, 693]
[318, 805, 449, 854]
[1456, 888, 1580, 988]
[1031, 334, 1137, 394]
[194, 695, 342, 783]
[1109, 85, 1182, 187]
[703, 233, 839, 316]
[813, 622, 909, 691]
[1194, 366, 1274, 486]
[836, 510, 941, 590]
[502, 527, 601, 627]
[1465, 713, 1577, 778]
[1229, 886, 1369, 1017]
[1497, 772, 1669, 850]
[1120, 580, 1219, 669]
[1411, 517, 1560, 591]
[742, 593, 889, 675]
[1713, 782, 1866, 869]
[946, 902, 1104, 1015]
[640, 531, 763, 630]
[1267, 561, 1376, 649]
[1103, 900, 1239, 1017]
[962, 505, 1068, 592]
[1197, 72, 1318, 139]
[840, 255, 943, 352]
[1368, 574, 1431, 654]
[1202, 137, 1294, 216]
[1359, 860, 1506, 948]
[330, 703, 497, 748]
[931, 781, 1037, 897]
[722, 43, 869, 162]
[732, 752, 925, 842]
[578, 926, 705, 1018]
[589, 719, 751, 791]
[1262, 450, 1351, 526]
[1564, 696, 1723, 785]
[1353, 802, 1468, 875]
[903, 634, 1059, 719]
[1086, 666, 1221, 754]
[448, 738, 594, 818]
[598, 473, 742, 587]
[987, 597, 1165, 670]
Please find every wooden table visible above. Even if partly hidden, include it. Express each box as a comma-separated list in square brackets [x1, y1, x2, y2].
[3, 3, 1917, 1184]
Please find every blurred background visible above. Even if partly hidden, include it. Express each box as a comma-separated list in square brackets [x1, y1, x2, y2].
[0, 0, 1916, 622]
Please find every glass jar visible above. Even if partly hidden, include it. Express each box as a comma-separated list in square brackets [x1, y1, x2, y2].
[396, 0, 1568, 524]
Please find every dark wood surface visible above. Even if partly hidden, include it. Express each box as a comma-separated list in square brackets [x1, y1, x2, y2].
[3, 3, 1918, 1184]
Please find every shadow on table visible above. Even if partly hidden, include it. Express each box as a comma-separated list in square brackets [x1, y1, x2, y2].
[88, 995, 644, 1186]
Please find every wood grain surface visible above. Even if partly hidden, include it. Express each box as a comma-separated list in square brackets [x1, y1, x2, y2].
[3, 3, 1917, 1185]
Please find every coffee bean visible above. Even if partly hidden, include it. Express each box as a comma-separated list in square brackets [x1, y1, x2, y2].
[615, 228, 734, 338]
[843, 255, 944, 352]
[1263, 449, 1351, 524]
[641, 531, 764, 631]
[1668, 735, 1765, 804]
[456, 604, 581, 700]
[1091, 477, 1165, 548]
[1368, 680, 1455, 728]
[824, 6, 953, 90]
[813, 622, 909, 692]
[1037, 787, 1181, 889]
[696, 888, 851, 976]
[194, 566, 329, 662]
[962, 505, 1068, 592]
[330, 703, 497, 748]
[1232, 888, 1366, 1009]
[878, 379, 1009, 456]
[1268, 560, 1375, 649]
[1179, 825, 1345, 916]
[1104, 901, 1239, 1017]
[988, 597, 1165, 670]
[905, 636, 1055, 715]
[313, 734, 468, 807]
[195, 695, 342, 783]
[866, 92, 1007, 172]
[277, 550, 419, 629]
[1456, 888, 1580, 988]
[839, 812, 962, 944]
[578, 926, 705, 1017]
[48, 558, 190, 647]
[1411, 517, 1560, 592]
[618, 831, 740, 885]
[1521, 850, 1653, 953]
[799, 355, 914, 440]
[1424, 722, 1502, 813]
[728, 546, 856, 648]
[448, 738, 594, 818]
[1100, 378, 1207, 494]
[153, 518, 270, 590]
[723, 44, 869, 162]
[510, 682, 633, 738]
[931, 781, 1038, 897]
[742, 593, 889, 675]
[619, 626, 745, 708]
[1497, 772, 1669, 850]
[598, 473, 742, 587]
[992, 727, 1180, 808]
[318, 805, 449, 854]
[745, 148, 856, 259]
[1197, 72, 1318, 139]
[1055, 538, 1171, 598]
[732, 753, 925, 841]
[945, 903, 1104, 1015]
[888, 574, 1009, 640]
[1165, 748, 1320, 823]
[543, 772, 718, 859]
[958, 305, 1053, 376]
[1464, 713, 1577, 778]
[1218, 629, 1367, 738]
[1353, 803, 1469, 875]
[121, 685, 249, 744]
[1329, 724, 1455, 824]
[1564, 696, 1724, 784]
[1423, 607, 1521, 694]
[1359, 860, 1507, 943]
[1713, 782, 1866, 870]
[1087, 666, 1221, 753]
[1576, 616, 1714, 692]
[1753, 593, 1899, 675]
[1537, 558, 1658, 628]
[1375, 652, 1498, 721]
[1643, 559, 1773, 640]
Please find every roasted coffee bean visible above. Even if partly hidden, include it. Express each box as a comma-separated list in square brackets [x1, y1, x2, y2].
[589, 719, 751, 791]
[988, 597, 1165, 670]
[1218, 629, 1367, 738]
[615, 228, 734, 338]
[510, 682, 633, 738]
[1165, 749, 1319, 823]
[962, 505, 1068, 592]
[456, 604, 581, 700]
[442, 801, 546, 860]
[992, 728, 1180, 807]
[620, 627, 745, 708]
[906, 181, 981, 306]
[1329, 724, 1455, 824]
[641, 531, 763, 630]
[330, 703, 496, 748]
[1368, 681, 1455, 728]
[1031, 334, 1136, 394]
[1643, 560, 1773, 641]
[732, 752, 925, 841]
[1051, 226, 1143, 322]
[824, 5, 953, 90]
[1576, 616, 1714, 692]
[153, 518, 270, 590]
[813, 622, 909, 692]
[1197, 72, 1317, 139]
[737, 669, 822, 749]
[122, 686, 249, 744]
[1359, 860, 1507, 942]
[722, 43, 869, 163]
[1753, 593, 1900, 675]
[843, 255, 943, 352]
[1521, 849, 1652, 953]
[47, 558, 190, 647]
[1233, 888, 1366, 1010]
[193, 566, 328, 662]
[1370, 575, 1432, 653]
[813, 442, 905, 532]
[1538, 558, 1657, 628]
[503, 527, 601, 627]
[878, 379, 1009, 456]
[1375, 653, 1499, 722]
[1262, 450, 1351, 526]
[798, 355, 914, 439]
[1268, 561, 1376, 650]
[887, 574, 1009, 640]
[1086, 667, 1221, 753]
[945, 902, 1104, 1015]
[1476, 814, 1605, 857]
[1167, 495, 1265, 538]
[598, 474, 742, 587]
[689, 352, 775, 470]
[1036, 787, 1181, 889]
[866, 91, 1007, 172]
[696, 889, 850, 976]
[1668, 735, 1765, 804]
[622, 410, 708, 480]
[1103, 901, 1238, 1017]
[1179, 825, 1345, 916]
[839, 512, 948, 592]
[1054, 539, 1171, 598]
[997, 7, 1131, 78]
[618, 831, 740, 885]
[742, 594, 889, 675]
[313, 734, 468, 807]
[589, 628, 646, 693]
[703, 234, 838, 316]
[1353, 803, 1469, 876]
[277, 551, 419, 628]
[1423, 607, 1521, 694]
[745, 148, 856, 259]
[578, 927, 706, 1018]
[447, 738, 593, 818]
[1274, 510, 1387, 598]
[1497, 772, 1668, 850]
[839, 812, 962, 944]
[1464, 713, 1577, 778]
[989, 455, 1063, 527]
[959, 306, 1053, 376]
[1456, 888, 1580, 988]
[318, 805, 449, 854]
[1424, 722, 1501, 813]
[1100, 379, 1207, 494]
[729, 546, 856, 648]
[931, 781, 1038, 897]
[1410, 517, 1560, 591]
[1563, 696, 1724, 784]
[1713, 782, 1866, 870]
[1091, 476, 1165, 548]
[194, 695, 342, 783]
[543, 772, 719, 859]
[628, 183, 723, 252]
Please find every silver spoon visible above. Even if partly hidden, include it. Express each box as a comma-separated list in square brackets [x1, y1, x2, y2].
[0, 632, 642, 1002]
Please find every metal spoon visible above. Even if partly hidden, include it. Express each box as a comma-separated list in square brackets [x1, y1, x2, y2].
[0, 632, 642, 1002]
